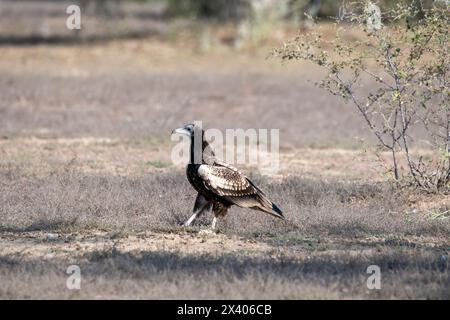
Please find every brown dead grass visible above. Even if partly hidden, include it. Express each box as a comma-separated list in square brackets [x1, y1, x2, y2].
[1, 143, 448, 299]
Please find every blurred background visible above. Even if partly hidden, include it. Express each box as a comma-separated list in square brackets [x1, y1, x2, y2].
[0, 0, 410, 46]
[0, 0, 426, 148]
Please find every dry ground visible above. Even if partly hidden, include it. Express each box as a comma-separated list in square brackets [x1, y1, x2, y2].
[0, 1, 449, 299]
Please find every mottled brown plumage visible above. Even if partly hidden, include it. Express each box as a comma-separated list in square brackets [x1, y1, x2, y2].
[172, 124, 283, 230]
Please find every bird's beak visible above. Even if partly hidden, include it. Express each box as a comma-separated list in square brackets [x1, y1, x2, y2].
[171, 127, 191, 136]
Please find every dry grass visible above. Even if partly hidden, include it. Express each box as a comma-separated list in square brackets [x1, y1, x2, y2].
[1, 162, 449, 299]
[1, 163, 449, 237]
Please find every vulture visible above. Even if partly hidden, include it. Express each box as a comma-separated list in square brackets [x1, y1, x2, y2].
[171, 123, 283, 230]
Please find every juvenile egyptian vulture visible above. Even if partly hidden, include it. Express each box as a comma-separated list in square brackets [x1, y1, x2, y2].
[172, 123, 283, 230]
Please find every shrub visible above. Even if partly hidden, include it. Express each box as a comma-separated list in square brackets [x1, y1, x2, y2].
[275, 1, 450, 192]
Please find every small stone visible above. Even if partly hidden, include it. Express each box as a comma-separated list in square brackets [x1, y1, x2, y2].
[44, 252, 55, 259]
[198, 229, 216, 237]
[46, 233, 59, 240]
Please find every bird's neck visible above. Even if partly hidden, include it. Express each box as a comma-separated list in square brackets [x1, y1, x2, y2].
[189, 135, 214, 164]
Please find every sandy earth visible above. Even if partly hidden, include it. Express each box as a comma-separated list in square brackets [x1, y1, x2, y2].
[0, 230, 273, 260]
[1, 229, 448, 264]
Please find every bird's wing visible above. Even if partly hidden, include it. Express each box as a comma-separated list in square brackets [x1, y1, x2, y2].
[197, 164, 254, 198]
[210, 158, 271, 198]
[197, 163, 284, 219]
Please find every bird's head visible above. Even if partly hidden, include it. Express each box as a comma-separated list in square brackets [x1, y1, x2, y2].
[172, 123, 212, 158]
[171, 123, 195, 137]
[172, 123, 206, 139]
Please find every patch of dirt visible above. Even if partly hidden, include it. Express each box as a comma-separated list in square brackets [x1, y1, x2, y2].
[1, 229, 447, 263]
[0, 230, 274, 261]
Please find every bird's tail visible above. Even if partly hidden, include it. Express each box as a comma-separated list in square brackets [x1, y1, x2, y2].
[244, 178, 284, 219]
[271, 202, 283, 217]
[255, 194, 284, 220]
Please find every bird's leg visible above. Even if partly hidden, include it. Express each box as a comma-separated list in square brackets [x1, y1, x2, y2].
[210, 202, 228, 232]
[184, 211, 199, 227]
[184, 194, 212, 227]
[210, 217, 217, 230]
